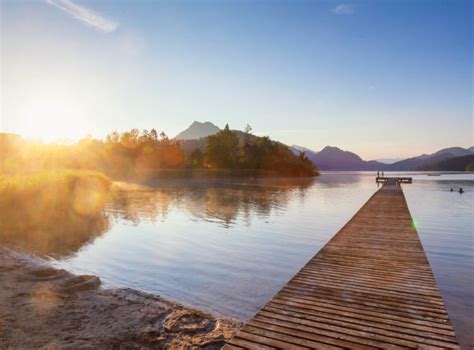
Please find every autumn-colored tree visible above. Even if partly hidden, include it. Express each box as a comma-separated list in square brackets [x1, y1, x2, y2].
[1, 124, 316, 179]
[190, 148, 204, 168]
[205, 124, 240, 168]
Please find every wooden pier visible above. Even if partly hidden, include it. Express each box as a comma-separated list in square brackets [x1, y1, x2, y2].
[224, 182, 459, 349]
[376, 176, 412, 184]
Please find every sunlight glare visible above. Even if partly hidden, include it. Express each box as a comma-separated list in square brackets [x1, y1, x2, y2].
[20, 92, 87, 142]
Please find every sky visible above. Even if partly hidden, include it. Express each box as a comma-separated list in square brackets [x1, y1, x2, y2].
[1, 0, 472, 159]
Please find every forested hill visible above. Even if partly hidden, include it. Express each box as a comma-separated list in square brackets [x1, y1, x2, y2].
[386, 147, 473, 171]
[414, 154, 474, 171]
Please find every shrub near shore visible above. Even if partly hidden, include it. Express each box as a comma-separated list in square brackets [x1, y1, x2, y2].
[0, 170, 112, 256]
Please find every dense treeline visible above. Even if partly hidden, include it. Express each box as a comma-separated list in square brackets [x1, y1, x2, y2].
[203, 125, 316, 176]
[1, 125, 317, 178]
[1, 129, 185, 179]
[413, 154, 474, 172]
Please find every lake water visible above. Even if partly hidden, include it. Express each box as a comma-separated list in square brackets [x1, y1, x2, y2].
[51, 172, 473, 348]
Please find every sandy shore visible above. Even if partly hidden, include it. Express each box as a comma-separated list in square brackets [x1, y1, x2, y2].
[0, 248, 239, 349]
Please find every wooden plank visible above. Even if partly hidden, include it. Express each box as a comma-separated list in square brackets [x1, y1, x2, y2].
[249, 318, 379, 349]
[273, 293, 451, 324]
[263, 304, 456, 339]
[227, 336, 276, 350]
[276, 288, 451, 320]
[223, 182, 459, 349]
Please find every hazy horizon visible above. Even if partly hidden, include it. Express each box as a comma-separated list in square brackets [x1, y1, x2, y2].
[1, 0, 472, 159]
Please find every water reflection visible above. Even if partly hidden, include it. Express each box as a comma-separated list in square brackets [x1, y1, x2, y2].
[0, 213, 110, 258]
[22, 173, 471, 348]
[55, 175, 376, 321]
[109, 179, 313, 228]
[0, 179, 312, 257]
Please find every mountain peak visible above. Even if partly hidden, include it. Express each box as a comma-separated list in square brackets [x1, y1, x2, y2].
[319, 146, 363, 161]
[174, 121, 221, 140]
[320, 145, 343, 152]
[190, 121, 216, 127]
[304, 145, 383, 170]
[431, 147, 472, 158]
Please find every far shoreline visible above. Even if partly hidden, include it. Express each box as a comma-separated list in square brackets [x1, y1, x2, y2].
[113, 168, 319, 181]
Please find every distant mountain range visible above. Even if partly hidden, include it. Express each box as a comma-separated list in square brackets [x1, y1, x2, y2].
[417, 154, 474, 171]
[386, 147, 473, 171]
[292, 145, 474, 171]
[173, 121, 474, 172]
[291, 145, 385, 171]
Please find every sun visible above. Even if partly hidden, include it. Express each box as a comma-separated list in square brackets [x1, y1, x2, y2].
[20, 93, 87, 143]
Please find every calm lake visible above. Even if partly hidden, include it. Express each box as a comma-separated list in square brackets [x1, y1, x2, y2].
[50, 172, 473, 347]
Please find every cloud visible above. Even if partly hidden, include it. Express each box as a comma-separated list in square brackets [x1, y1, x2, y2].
[46, 0, 119, 33]
[332, 4, 355, 15]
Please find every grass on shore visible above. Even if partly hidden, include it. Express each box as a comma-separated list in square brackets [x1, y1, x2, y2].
[0, 170, 112, 256]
